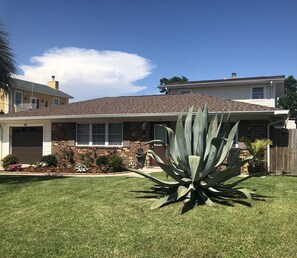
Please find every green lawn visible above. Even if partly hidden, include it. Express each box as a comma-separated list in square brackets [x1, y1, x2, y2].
[0, 174, 296, 258]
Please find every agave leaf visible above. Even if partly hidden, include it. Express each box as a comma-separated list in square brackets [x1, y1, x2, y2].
[177, 185, 190, 200]
[204, 113, 218, 160]
[176, 115, 187, 165]
[146, 151, 187, 185]
[185, 106, 193, 155]
[196, 137, 227, 181]
[147, 139, 169, 160]
[164, 126, 179, 164]
[215, 122, 239, 167]
[222, 174, 255, 189]
[205, 156, 254, 186]
[127, 167, 180, 188]
[188, 155, 201, 182]
[196, 189, 216, 207]
[220, 112, 231, 138]
[193, 107, 206, 157]
[150, 191, 178, 210]
[237, 188, 253, 205]
[216, 111, 224, 136]
[168, 162, 188, 178]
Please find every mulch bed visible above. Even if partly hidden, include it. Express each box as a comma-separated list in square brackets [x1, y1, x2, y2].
[1, 166, 131, 176]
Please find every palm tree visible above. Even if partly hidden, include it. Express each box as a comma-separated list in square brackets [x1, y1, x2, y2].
[0, 24, 16, 91]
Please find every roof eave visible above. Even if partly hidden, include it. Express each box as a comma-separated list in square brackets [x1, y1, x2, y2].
[158, 76, 285, 89]
[0, 110, 288, 122]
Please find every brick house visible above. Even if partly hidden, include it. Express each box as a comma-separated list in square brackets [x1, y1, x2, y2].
[0, 93, 289, 172]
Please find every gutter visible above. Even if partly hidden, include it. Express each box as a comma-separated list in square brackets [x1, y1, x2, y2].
[0, 110, 283, 121]
[158, 77, 285, 89]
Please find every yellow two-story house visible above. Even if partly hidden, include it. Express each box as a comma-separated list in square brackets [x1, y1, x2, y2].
[0, 77, 73, 113]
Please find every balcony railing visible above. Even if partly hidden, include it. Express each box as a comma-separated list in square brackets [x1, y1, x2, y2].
[14, 103, 37, 112]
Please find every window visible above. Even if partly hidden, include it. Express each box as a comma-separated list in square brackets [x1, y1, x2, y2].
[180, 90, 192, 94]
[77, 124, 90, 145]
[30, 97, 38, 109]
[108, 123, 123, 145]
[251, 87, 264, 99]
[154, 124, 167, 145]
[92, 124, 105, 145]
[76, 123, 123, 146]
[53, 98, 60, 106]
[15, 91, 23, 105]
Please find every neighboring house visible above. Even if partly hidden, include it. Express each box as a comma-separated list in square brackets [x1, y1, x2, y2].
[0, 78, 73, 114]
[158, 74, 285, 108]
[0, 93, 289, 172]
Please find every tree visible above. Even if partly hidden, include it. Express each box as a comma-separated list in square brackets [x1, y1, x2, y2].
[160, 76, 188, 85]
[0, 24, 16, 91]
[159, 76, 189, 94]
[278, 76, 297, 118]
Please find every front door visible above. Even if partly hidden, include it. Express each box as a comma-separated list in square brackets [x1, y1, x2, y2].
[150, 124, 168, 166]
[11, 127, 43, 164]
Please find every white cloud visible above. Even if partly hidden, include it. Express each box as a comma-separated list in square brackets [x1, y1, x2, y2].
[17, 47, 153, 101]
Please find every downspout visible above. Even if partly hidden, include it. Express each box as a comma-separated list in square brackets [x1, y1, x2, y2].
[267, 119, 286, 172]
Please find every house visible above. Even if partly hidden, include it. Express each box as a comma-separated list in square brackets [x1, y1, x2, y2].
[158, 74, 285, 108]
[0, 93, 289, 172]
[0, 77, 73, 114]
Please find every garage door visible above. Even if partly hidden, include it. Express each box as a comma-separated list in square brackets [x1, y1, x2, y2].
[11, 127, 43, 164]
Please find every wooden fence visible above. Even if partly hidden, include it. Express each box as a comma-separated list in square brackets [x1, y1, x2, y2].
[270, 129, 297, 175]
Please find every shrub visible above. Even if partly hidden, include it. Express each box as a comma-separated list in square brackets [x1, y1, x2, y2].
[96, 156, 109, 166]
[40, 155, 58, 167]
[109, 155, 123, 172]
[96, 154, 123, 172]
[2, 154, 19, 170]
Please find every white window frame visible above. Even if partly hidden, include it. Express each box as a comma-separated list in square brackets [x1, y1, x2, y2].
[14, 91, 23, 105]
[76, 123, 123, 147]
[250, 86, 265, 99]
[53, 97, 60, 106]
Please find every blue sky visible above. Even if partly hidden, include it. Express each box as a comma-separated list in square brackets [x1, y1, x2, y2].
[1, 0, 296, 101]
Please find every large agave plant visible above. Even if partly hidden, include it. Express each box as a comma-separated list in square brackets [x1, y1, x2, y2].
[129, 106, 259, 210]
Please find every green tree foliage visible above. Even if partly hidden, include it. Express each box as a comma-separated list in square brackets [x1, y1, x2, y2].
[278, 76, 297, 118]
[0, 24, 16, 91]
[159, 76, 189, 93]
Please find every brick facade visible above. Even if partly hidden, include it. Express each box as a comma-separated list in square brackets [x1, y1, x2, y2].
[51, 119, 269, 173]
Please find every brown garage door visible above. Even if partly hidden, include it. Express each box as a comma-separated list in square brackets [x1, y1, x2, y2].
[12, 127, 43, 164]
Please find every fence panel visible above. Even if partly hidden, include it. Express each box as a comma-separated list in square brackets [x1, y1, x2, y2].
[270, 129, 297, 175]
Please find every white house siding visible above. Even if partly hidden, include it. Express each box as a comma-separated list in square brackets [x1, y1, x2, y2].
[233, 98, 275, 107]
[171, 84, 276, 107]
[0, 120, 52, 161]
[43, 121, 52, 157]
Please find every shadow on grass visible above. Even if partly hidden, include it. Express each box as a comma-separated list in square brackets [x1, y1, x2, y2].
[131, 185, 275, 214]
[0, 175, 67, 185]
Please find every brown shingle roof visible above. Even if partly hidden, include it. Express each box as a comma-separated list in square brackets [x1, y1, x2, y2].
[1, 93, 279, 119]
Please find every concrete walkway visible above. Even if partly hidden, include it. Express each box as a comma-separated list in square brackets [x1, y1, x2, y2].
[0, 167, 161, 177]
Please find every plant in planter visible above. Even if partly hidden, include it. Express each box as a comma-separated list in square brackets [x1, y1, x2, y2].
[128, 106, 259, 211]
[240, 137, 272, 174]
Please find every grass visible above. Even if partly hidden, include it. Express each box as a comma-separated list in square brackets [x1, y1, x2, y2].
[0, 174, 296, 258]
